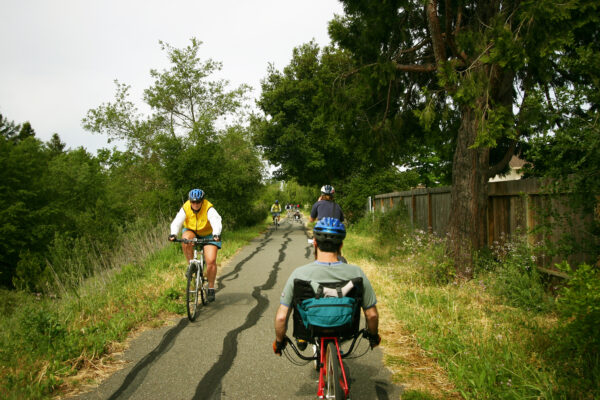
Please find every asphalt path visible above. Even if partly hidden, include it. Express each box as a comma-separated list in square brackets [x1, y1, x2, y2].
[75, 218, 402, 400]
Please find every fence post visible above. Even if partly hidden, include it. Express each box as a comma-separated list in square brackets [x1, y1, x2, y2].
[427, 190, 433, 233]
[411, 193, 417, 228]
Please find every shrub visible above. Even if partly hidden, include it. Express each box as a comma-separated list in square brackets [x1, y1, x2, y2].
[555, 262, 600, 356]
[482, 236, 552, 312]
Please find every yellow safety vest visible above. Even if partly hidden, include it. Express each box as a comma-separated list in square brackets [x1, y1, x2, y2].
[183, 199, 214, 236]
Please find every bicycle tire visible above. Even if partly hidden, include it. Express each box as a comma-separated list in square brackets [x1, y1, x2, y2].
[186, 262, 200, 321]
[199, 255, 207, 306]
[325, 341, 345, 400]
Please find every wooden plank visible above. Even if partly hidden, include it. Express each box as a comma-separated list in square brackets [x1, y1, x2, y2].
[428, 192, 433, 233]
[537, 266, 570, 279]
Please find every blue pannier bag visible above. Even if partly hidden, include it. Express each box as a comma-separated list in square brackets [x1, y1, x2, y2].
[298, 296, 356, 328]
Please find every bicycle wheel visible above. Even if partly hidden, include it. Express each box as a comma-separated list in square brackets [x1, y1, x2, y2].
[199, 256, 207, 306]
[186, 262, 200, 321]
[325, 341, 345, 400]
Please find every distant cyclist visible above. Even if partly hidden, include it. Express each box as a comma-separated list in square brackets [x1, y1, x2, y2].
[309, 185, 344, 223]
[169, 189, 222, 302]
[270, 200, 282, 224]
[273, 217, 380, 354]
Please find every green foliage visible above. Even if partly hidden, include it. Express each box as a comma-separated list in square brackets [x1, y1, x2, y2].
[337, 168, 420, 221]
[255, 180, 316, 214]
[84, 38, 264, 230]
[549, 262, 600, 395]
[12, 250, 51, 292]
[345, 224, 600, 398]
[0, 135, 49, 287]
[321, 0, 600, 272]
[0, 220, 265, 398]
[555, 262, 600, 357]
[477, 237, 552, 312]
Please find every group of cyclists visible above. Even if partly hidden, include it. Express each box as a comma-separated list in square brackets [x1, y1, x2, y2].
[270, 200, 304, 224]
[167, 184, 380, 372]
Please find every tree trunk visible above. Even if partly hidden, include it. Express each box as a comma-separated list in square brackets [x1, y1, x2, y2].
[448, 100, 490, 279]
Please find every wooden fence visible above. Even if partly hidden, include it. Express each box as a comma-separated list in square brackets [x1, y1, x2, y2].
[369, 178, 596, 268]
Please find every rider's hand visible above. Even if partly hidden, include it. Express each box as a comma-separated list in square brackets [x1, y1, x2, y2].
[363, 330, 381, 349]
[212, 235, 221, 242]
[273, 339, 286, 356]
[168, 234, 177, 241]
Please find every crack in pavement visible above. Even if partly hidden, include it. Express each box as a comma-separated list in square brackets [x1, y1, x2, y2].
[107, 318, 189, 400]
[105, 233, 273, 399]
[193, 231, 292, 400]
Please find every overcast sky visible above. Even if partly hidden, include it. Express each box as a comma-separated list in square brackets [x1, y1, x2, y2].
[0, 0, 343, 152]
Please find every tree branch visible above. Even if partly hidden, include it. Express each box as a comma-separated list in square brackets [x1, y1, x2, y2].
[426, 0, 446, 63]
[488, 139, 517, 178]
[392, 39, 429, 59]
[394, 63, 437, 72]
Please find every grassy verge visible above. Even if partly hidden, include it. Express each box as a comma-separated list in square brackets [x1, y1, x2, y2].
[0, 221, 269, 399]
[343, 210, 598, 399]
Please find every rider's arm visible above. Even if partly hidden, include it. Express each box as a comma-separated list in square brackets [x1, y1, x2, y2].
[170, 208, 186, 236]
[207, 207, 222, 236]
[274, 304, 291, 342]
[363, 305, 379, 336]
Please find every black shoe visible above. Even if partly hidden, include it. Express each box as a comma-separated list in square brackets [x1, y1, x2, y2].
[207, 289, 215, 302]
[297, 339, 308, 351]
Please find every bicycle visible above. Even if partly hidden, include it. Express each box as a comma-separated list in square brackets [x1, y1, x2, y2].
[282, 329, 372, 399]
[272, 214, 280, 230]
[293, 211, 302, 223]
[279, 278, 377, 399]
[172, 237, 212, 321]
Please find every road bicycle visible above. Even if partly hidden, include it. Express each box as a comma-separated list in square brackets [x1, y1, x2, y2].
[172, 237, 212, 321]
[282, 329, 372, 399]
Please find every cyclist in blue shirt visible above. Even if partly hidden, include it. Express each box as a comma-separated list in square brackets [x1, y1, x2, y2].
[309, 185, 344, 223]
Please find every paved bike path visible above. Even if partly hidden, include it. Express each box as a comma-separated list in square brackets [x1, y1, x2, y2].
[75, 219, 402, 399]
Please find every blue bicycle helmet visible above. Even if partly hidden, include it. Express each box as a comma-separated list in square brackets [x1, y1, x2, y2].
[188, 188, 205, 202]
[320, 185, 335, 195]
[313, 217, 346, 244]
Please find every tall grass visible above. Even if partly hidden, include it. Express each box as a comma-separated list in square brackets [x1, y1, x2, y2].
[344, 209, 599, 399]
[0, 219, 269, 399]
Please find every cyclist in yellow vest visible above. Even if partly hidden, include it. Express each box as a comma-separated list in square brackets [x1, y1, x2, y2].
[169, 188, 222, 302]
[270, 200, 282, 224]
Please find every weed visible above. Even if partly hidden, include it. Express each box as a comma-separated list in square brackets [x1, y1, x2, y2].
[0, 219, 268, 398]
[345, 215, 596, 399]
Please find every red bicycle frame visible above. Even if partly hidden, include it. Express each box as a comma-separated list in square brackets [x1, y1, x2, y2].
[317, 337, 350, 399]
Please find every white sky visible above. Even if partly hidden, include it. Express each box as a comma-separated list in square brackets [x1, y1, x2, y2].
[0, 0, 343, 152]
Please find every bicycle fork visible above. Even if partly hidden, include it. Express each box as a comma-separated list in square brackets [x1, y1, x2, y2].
[317, 337, 350, 399]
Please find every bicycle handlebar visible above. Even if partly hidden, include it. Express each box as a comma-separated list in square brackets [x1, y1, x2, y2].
[171, 237, 215, 245]
[283, 328, 369, 360]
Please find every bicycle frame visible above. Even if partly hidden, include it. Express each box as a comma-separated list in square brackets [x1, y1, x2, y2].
[318, 337, 349, 399]
[285, 329, 365, 400]
[172, 237, 214, 321]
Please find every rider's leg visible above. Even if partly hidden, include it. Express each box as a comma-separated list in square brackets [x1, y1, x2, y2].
[181, 230, 196, 263]
[204, 244, 218, 289]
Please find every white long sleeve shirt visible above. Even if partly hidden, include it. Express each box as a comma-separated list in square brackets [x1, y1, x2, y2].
[170, 207, 222, 236]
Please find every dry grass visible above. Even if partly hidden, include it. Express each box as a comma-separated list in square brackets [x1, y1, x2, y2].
[361, 260, 463, 399]
[53, 231, 256, 399]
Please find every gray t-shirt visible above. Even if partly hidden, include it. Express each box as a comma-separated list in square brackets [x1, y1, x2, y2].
[280, 261, 377, 310]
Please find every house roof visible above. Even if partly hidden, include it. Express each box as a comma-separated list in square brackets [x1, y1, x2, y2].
[509, 155, 526, 169]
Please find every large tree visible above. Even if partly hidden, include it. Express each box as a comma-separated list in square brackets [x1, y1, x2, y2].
[83, 38, 264, 227]
[325, 0, 599, 277]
